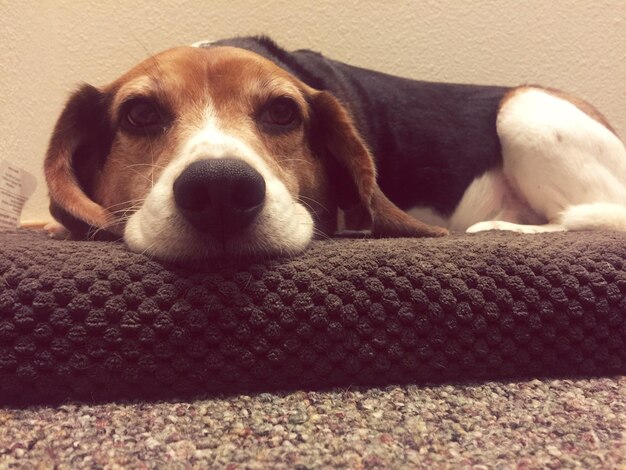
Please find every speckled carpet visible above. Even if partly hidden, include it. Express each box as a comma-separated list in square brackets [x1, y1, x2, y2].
[1, 377, 624, 468]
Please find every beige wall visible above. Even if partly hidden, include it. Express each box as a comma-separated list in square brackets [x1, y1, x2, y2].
[2, 0, 625, 222]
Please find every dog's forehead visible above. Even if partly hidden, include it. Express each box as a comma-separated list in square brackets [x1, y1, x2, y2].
[109, 46, 301, 100]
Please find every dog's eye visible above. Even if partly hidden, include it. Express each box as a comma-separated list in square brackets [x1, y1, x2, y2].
[127, 101, 161, 127]
[121, 99, 166, 134]
[263, 97, 299, 128]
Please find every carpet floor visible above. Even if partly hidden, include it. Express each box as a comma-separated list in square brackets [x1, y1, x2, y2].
[1, 376, 625, 469]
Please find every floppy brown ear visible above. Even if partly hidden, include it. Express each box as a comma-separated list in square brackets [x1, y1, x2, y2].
[44, 84, 120, 239]
[310, 91, 447, 238]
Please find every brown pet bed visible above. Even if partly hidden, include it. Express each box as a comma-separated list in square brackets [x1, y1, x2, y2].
[0, 229, 624, 405]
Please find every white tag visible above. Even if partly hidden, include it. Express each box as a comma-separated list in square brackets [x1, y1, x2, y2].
[0, 161, 37, 229]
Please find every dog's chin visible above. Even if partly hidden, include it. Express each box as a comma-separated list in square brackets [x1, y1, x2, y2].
[123, 204, 315, 265]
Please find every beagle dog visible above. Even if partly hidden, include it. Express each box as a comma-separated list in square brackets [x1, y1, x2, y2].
[45, 36, 626, 262]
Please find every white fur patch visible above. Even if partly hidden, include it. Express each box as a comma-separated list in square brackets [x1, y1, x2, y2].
[449, 88, 626, 235]
[497, 88, 626, 220]
[448, 169, 545, 232]
[409, 169, 545, 232]
[124, 108, 314, 261]
[560, 203, 626, 231]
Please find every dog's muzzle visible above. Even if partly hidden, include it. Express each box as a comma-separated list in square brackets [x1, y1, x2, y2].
[173, 159, 266, 240]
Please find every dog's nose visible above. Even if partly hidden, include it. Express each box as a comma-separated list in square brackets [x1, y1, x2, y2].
[173, 159, 266, 240]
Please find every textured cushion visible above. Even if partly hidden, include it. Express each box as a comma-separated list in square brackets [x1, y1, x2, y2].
[1, 229, 625, 405]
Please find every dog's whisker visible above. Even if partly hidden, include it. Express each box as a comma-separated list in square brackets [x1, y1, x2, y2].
[121, 163, 167, 170]
[297, 195, 329, 213]
[103, 198, 146, 212]
[123, 167, 156, 184]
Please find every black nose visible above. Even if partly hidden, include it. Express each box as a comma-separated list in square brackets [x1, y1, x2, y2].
[173, 159, 266, 240]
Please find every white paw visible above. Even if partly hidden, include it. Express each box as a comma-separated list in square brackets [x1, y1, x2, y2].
[44, 221, 71, 239]
[466, 221, 565, 234]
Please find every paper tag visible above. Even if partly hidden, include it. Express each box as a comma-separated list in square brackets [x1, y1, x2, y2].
[0, 161, 38, 229]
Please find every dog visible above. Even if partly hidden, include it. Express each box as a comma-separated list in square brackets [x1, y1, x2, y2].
[45, 36, 626, 262]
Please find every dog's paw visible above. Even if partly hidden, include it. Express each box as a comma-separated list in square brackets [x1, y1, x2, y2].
[466, 221, 513, 233]
[44, 221, 71, 239]
[428, 226, 449, 237]
[466, 221, 565, 234]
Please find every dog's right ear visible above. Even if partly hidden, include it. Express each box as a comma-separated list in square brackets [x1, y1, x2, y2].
[44, 84, 119, 239]
[309, 91, 448, 238]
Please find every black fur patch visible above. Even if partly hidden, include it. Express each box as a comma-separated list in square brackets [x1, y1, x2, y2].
[209, 37, 509, 216]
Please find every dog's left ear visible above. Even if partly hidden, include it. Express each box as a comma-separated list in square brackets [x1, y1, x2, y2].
[309, 91, 447, 238]
[44, 84, 119, 239]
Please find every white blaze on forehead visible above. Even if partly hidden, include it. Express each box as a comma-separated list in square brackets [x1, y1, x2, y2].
[183, 107, 258, 162]
[175, 106, 277, 182]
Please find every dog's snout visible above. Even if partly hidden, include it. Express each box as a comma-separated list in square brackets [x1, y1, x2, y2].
[173, 159, 266, 239]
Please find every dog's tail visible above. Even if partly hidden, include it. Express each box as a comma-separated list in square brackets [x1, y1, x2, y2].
[561, 202, 626, 232]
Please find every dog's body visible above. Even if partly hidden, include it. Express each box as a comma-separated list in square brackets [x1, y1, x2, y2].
[45, 36, 626, 261]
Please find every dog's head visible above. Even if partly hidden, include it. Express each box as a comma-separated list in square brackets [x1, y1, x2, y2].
[45, 45, 444, 261]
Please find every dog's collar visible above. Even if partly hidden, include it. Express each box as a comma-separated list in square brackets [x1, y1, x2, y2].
[190, 39, 215, 49]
